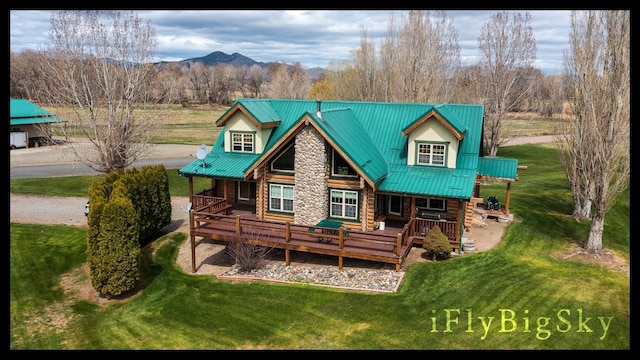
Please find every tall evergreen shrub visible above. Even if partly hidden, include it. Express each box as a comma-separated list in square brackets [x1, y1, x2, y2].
[89, 184, 140, 297]
[86, 165, 171, 296]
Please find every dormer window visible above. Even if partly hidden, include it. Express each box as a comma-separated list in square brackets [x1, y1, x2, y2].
[232, 132, 254, 153]
[417, 142, 447, 166]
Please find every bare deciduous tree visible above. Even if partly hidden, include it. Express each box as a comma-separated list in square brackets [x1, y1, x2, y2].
[247, 64, 268, 98]
[560, 10, 630, 253]
[328, 10, 460, 103]
[478, 11, 537, 157]
[349, 28, 379, 101]
[235, 65, 249, 98]
[187, 62, 210, 104]
[531, 74, 564, 117]
[393, 10, 460, 103]
[37, 10, 176, 173]
[266, 62, 312, 99]
[10, 50, 49, 100]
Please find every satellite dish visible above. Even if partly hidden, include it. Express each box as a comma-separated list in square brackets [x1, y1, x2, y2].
[196, 144, 207, 168]
[196, 144, 207, 160]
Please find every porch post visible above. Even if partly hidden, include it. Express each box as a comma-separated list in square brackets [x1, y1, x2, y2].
[457, 203, 464, 253]
[504, 182, 512, 215]
[190, 234, 196, 273]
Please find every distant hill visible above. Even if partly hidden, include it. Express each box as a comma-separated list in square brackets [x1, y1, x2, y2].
[153, 51, 326, 79]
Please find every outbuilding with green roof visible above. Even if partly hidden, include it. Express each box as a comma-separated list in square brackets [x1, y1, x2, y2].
[10, 98, 66, 148]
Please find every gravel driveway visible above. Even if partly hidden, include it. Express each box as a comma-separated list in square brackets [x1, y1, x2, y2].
[10, 194, 191, 230]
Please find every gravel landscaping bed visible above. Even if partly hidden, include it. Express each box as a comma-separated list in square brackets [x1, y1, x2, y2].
[219, 263, 405, 293]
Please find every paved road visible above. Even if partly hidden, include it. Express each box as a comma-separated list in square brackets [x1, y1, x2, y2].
[10, 142, 206, 179]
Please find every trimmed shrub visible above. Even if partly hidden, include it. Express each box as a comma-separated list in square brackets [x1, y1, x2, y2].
[86, 164, 171, 296]
[89, 186, 140, 297]
[422, 225, 452, 261]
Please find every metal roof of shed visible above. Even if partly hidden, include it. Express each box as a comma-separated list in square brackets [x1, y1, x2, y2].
[10, 99, 67, 125]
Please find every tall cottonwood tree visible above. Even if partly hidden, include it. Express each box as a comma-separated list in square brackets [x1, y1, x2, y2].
[37, 10, 175, 173]
[478, 11, 536, 157]
[560, 10, 630, 253]
[266, 62, 312, 99]
[325, 10, 460, 103]
[10, 50, 50, 100]
[246, 64, 268, 98]
[390, 10, 460, 103]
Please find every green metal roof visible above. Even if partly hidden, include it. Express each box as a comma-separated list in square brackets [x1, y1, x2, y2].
[10, 99, 67, 125]
[216, 100, 281, 125]
[179, 148, 257, 179]
[309, 108, 387, 186]
[179, 99, 516, 200]
[379, 164, 477, 199]
[477, 157, 519, 180]
[401, 104, 467, 136]
[9, 99, 66, 126]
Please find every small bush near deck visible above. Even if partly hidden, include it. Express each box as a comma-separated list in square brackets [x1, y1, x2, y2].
[225, 232, 274, 272]
[422, 225, 452, 261]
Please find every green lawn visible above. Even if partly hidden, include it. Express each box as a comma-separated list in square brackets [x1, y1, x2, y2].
[9, 144, 630, 350]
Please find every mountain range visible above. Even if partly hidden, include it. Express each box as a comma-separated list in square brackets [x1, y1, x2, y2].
[153, 51, 326, 79]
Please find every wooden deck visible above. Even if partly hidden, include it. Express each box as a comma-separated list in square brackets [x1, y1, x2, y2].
[188, 197, 461, 272]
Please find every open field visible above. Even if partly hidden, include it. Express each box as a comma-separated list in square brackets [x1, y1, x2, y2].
[47, 104, 227, 145]
[45, 104, 564, 145]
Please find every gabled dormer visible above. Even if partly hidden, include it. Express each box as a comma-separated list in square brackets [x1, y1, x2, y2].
[401, 106, 467, 169]
[216, 101, 280, 154]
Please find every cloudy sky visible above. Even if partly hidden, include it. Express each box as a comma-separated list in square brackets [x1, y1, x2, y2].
[10, 9, 575, 75]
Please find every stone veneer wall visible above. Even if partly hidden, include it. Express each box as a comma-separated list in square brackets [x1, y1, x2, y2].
[294, 126, 327, 225]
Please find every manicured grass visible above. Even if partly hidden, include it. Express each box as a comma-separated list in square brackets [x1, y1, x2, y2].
[9, 144, 630, 349]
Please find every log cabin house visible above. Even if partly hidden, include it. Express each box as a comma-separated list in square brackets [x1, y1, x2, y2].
[178, 99, 519, 271]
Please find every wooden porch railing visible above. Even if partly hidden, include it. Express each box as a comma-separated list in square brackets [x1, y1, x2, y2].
[190, 211, 413, 255]
[188, 198, 417, 271]
[192, 193, 226, 211]
[410, 218, 457, 241]
[187, 195, 459, 272]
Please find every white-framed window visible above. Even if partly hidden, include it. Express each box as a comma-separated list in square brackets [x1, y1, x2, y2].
[387, 195, 403, 216]
[330, 189, 358, 220]
[269, 183, 294, 213]
[331, 149, 358, 177]
[237, 181, 256, 201]
[416, 197, 447, 211]
[231, 132, 254, 153]
[270, 143, 295, 173]
[417, 142, 446, 166]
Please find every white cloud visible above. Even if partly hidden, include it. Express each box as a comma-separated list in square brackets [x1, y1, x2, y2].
[11, 9, 573, 74]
